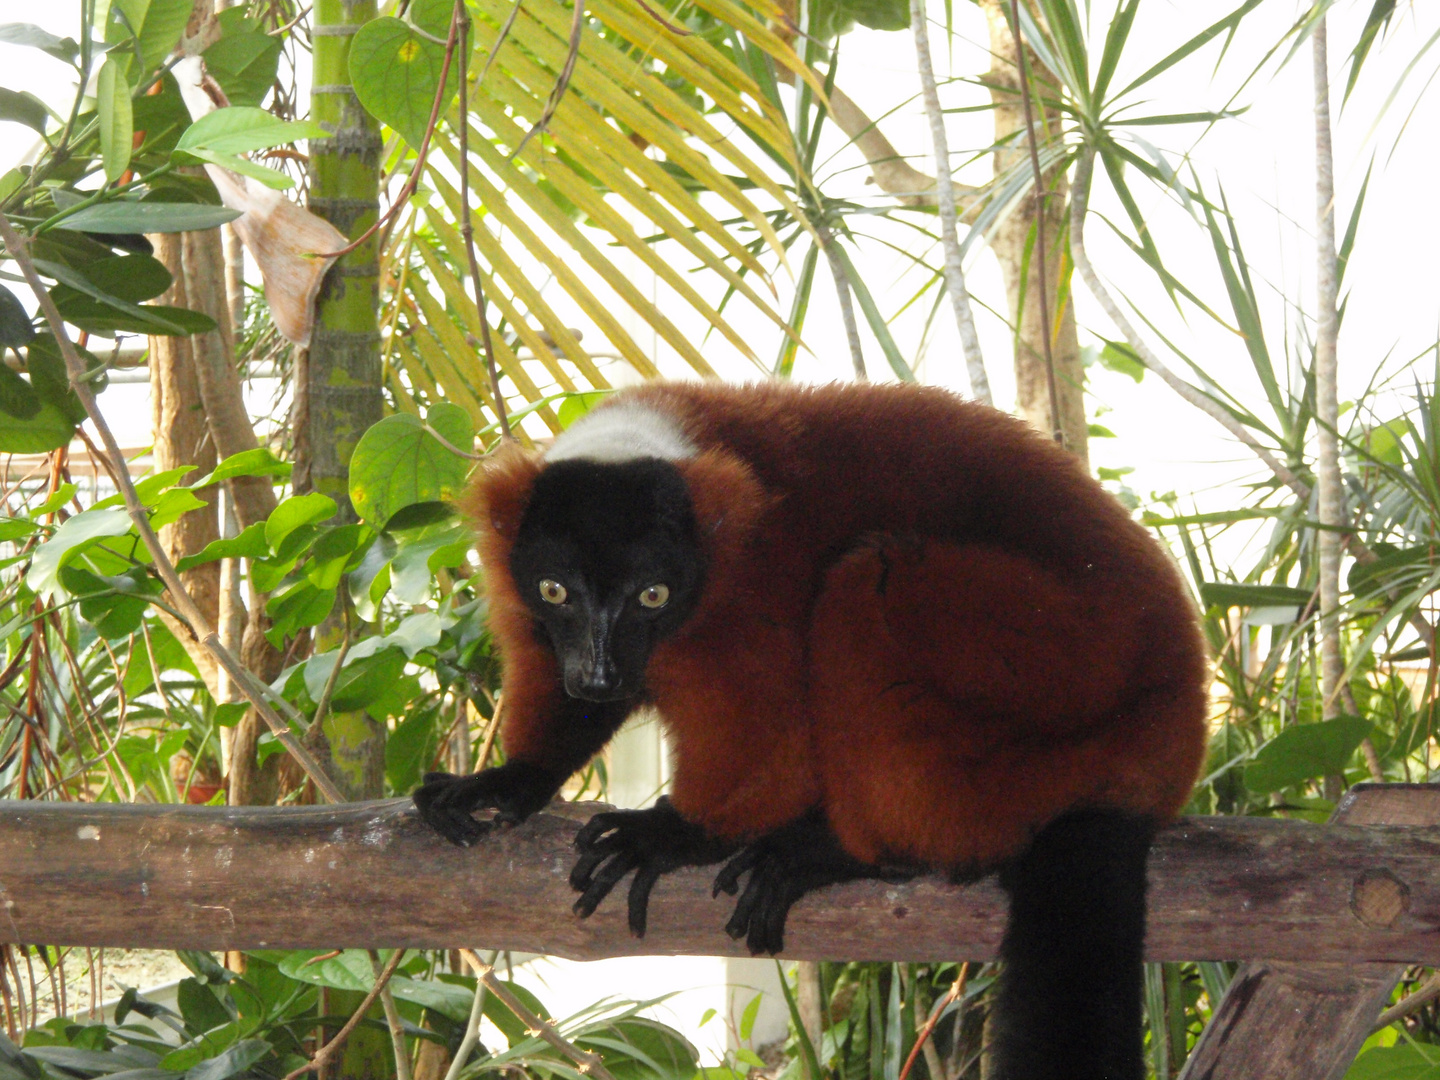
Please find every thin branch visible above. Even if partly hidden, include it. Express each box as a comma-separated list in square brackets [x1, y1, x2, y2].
[511, 0, 584, 160]
[910, 0, 991, 405]
[817, 227, 867, 380]
[1373, 969, 1440, 1033]
[369, 949, 413, 1080]
[899, 963, 967, 1080]
[459, 948, 619, 1080]
[0, 211, 345, 806]
[1007, 0, 1061, 443]
[442, 951, 495, 1080]
[458, 0, 511, 440]
[1067, 151, 1310, 499]
[283, 949, 407, 1080]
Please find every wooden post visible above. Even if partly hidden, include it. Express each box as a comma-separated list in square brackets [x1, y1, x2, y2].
[1178, 783, 1440, 1080]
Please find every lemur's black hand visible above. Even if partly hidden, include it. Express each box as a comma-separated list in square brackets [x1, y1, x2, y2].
[713, 810, 909, 955]
[570, 796, 736, 937]
[413, 762, 561, 846]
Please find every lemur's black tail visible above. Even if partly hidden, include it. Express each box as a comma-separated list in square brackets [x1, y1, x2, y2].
[990, 808, 1155, 1080]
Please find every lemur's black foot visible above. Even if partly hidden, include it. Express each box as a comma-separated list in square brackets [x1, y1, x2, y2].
[570, 797, 737, 937]
[713, 809, 911, 955]
[412, 762, 561, 846]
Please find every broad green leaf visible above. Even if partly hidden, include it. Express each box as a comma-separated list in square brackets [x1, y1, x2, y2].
[349, 405, 474, 528]
[349, 14, 459, 149]
[264, 581, 337, 644]
[1344, 1043, 1440, 1079]
[277, 950, 398, 991]
[0, 23, 79, 64]
[1244, 717, 1374, 794]
[175, 523, 269, 572]
[97, 57, 134, 184]
[303, 646, 407, 712]
[0, 284, 36, 348]
[0, 88, 48, 135]
[265, 493, 338, 551]
[51, 286, 216, 337]
[202, 30, 283, 108]
[0, 400, 74, 454]
[59, 201, 241, 235]
[189, 447, 292, 488]
[80, 254, 173, 304]
[107, 0, 194, 83]
[26, 507, 134, 600]
[173, 146, 296, 190]
[557, 391, 609, 430]
[185, 1040, 271, 1080]
[27, 335, 93, 424]
[60, 565, 164, 639]
[148, 488, 210, 529]
[0, 364, 41, 420]
[175, 107, 326, 158]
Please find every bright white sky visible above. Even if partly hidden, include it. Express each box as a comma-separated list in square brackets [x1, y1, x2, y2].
[2, 0, 1439, 530]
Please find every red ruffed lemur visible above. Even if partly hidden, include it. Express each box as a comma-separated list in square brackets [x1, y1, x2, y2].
[415, 380, 1209, 1080]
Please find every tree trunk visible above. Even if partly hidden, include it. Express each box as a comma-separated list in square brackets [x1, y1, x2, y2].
[979, 0, 1088, 468]
[301, 0, 387, 801]
[148, 232, 222, 695]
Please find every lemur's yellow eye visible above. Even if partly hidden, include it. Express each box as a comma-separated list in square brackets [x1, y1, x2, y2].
[638, 584, 670, 609]
[539, 579, 568, 604]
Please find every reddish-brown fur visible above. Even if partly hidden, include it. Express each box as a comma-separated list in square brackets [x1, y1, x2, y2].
[467, 381, 1209, 872]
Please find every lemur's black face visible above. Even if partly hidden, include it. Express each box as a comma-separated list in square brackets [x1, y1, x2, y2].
[510, 458, 705, 702]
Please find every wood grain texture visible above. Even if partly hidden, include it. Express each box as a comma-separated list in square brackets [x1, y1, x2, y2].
[1177, 783, 1440, 1080]
[3, 790, 1440, 963]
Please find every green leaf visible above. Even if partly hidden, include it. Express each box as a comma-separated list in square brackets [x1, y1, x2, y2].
[51, 286, 216, 337]
[1344, 1043, 1440, 1079]
[1348, 546, 1438, 597]
[60, 566, 164, 639]
[148, 488, 210, 529]
[80, 254, 174, 304]
[0, 285, 35, 348]
[202, 30, 283, 109]
[265, 493, 338, 551]
[189, 446, 292, 488]
[0, 88, 49, 135]
[0, 399, 74, 453]
[26, 335, 92, 424]
[25, 507, 133, 600]
[557, 391, 610, 430]
[185, 1039, 269, 1080]
[0, 364, 41, 420]
[350, 404, 474, 528]
[265, 582, 337, 645]
[1199, 583, 1313, 609]
[176, 523, 269, 572]
[0, 23, 79, 64]
[59, 202, 242, 235]
[1244, 717, 1374, 794]
[349, 12, 460, 150]
[175, 107, 326, 157]
[1097, 341, 1145, 382]
[97, 57, 135, 184]
[175, 978, 232, 1038]
[107, 0, 194, 83]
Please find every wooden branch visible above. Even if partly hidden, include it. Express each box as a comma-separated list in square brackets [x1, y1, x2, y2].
[3, 797, 1440, 962]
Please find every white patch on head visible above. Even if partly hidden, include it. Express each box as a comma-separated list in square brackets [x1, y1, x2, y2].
[545, 402, 695, 464]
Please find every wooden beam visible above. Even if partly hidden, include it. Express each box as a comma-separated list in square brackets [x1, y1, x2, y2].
[2, 796, 1440, 962]
[1177, 783, 1440, 1080]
